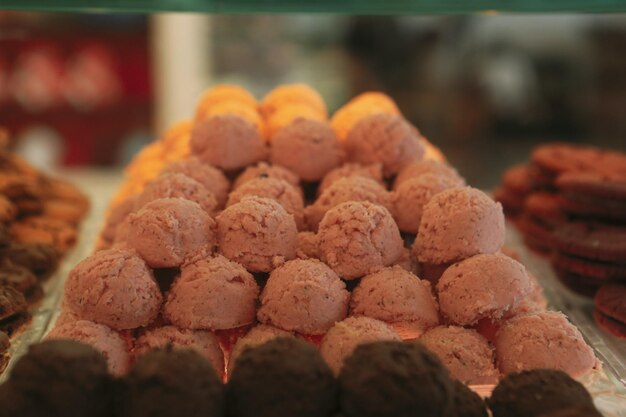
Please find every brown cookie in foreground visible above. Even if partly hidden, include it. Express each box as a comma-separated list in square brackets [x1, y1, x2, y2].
[594, 283, 626, 339]
[9, 217, 77, 255]
[552, 222, 626, 262]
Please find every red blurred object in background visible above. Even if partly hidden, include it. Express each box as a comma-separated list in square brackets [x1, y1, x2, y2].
[0, 13, 152, 166]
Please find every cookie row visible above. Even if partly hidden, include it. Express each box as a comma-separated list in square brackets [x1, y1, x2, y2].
[0, 338, 602, 417]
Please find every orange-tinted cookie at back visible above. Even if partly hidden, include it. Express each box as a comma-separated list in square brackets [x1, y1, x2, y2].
[194, 84, 258, 122]
[260, 84, 327, 119]
[331, 92, 400, 141]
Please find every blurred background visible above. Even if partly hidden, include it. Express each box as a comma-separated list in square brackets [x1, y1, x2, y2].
[0, 12, 625, 188]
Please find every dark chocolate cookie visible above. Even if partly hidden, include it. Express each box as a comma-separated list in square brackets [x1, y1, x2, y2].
[552, 222, 626, 262]
[552, 252, 626, 281]
[557, 171, 626, 201]
[557, 193, 626, 222]
[532, 143, 626, 178]
[594, 283, 626, 339]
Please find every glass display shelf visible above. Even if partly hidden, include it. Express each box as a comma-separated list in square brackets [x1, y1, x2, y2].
[2, 0, 626, 14]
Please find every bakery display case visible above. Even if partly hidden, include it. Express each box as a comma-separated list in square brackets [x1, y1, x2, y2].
[0, 3, 625, 417]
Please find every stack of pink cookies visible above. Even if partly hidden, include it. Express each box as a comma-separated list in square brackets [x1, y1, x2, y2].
[48, 84, 597, 386]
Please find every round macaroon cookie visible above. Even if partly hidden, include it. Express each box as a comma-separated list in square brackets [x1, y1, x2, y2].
[63, 248, 162, 330]
[260, 83, 327, 119]
[495, 311, 597, 378]
[227, 177, 305, 230]
[270, 118, 343, 182]
[126, 198, 217, 269]
[47, 320, 130, 376]
[163, 254, 259, 331]
[320, 316, 400, 375]
[233, 162, 300, 191]
[350, 265, 439, 339]
[317, 162, 384, 197]
[161, 157, 230, 208]
[331, 92, 401, 141]
[216, 196, 298, 272]
[413, 187, 505, 265]
[257, 259, 350, 335]
[436, 254, 532, 326]
[133, 325, 224, 377]
[344, 113, 425, 177]
[296, 231, 319, 260]
[393, 159, 465, 191]
[228, 325, 295, 373]
[419, 326, 499, 385]
[135, 172, 218, 215]
[305, 176, 391, 231]
[391, 172, 462, 234]
[190, 114, 268, 172]
[318, 201, 404, 280]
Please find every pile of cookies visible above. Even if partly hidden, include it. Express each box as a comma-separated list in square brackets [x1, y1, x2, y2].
[42, 84, 603, 392]
[494, 143, 626, 338]
[0, 128, 89, 373]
